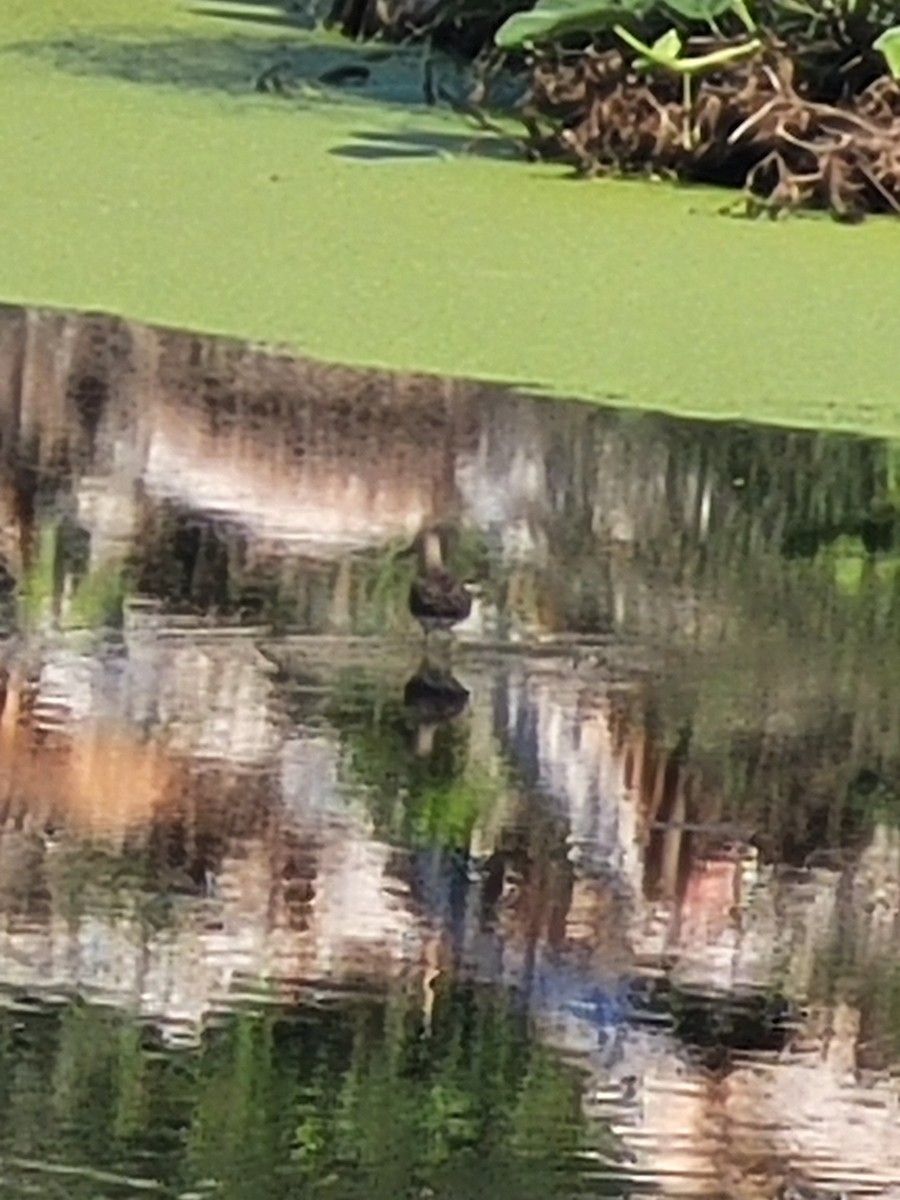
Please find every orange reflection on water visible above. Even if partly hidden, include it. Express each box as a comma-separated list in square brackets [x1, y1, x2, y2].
[0, 668, 175, 841]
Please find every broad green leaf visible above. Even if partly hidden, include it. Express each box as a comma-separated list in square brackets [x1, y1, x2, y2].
[874, 26, 900, 80]
[665, 0, 738, 18]
[495, 0, 650, 48]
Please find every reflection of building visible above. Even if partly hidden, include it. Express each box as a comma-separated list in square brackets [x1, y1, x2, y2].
[4, 300, 892, 648]
[142, 390, 442, 554]
[481, 658, 900, 1195]
[568, 996, 900, 1199]
[0, 823, 420, 1047]
[0, 636, 427, 1043]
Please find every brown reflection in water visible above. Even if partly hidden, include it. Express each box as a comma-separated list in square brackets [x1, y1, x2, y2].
[615, 997, 900, 1199]
[0, 626, 496, 1037]
[483, 667, 900, 1194]
[4, 300, 900, 659]
[0, 665, 174, 839]
[563, 697, 900, 1195]
[0, 303, 765, 638]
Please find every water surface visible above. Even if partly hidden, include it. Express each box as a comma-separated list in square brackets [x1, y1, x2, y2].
[1, 306, 900, 1197]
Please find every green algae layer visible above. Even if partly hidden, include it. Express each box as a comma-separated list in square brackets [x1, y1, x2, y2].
[4, 0, 900, 435]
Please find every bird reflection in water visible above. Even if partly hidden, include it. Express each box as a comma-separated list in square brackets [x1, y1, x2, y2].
[401, 656, 472, 1032]
[403, 658, 470, 758]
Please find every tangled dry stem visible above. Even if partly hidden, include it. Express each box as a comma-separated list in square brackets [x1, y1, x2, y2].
[519, 42, 900, 219]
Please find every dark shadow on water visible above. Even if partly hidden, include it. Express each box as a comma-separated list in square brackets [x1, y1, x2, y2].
[335, 142, 440, 160]
[188, 0, 320, 32]
[4, 31, 427, 108]
[5, 27, 521, 162]
[332, 126, 523, 161]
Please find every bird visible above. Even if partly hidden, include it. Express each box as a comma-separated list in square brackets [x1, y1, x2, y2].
[405, 526, 472, 636]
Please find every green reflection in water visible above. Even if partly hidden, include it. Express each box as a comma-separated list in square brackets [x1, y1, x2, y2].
[324, 675, 506, 852]
[19, 518, 130, 633]
[0, 985, 609, 1200]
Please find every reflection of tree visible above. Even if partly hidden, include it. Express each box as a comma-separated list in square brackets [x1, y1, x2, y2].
[133, 500, 280, 620]
[15, 515, 130, 631]
[601, 567, 900, 868]
[0, 987, 599, 1200]
[188, 986, 595, 1199]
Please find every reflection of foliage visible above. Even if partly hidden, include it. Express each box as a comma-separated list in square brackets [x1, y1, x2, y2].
[68, 559, 129, 628]
[326, 675, 504, 851]
[0, 1003, 171, 1194]
[133, 505, 285, 621]
[845, 770, 900, 828]
[828, 534, 900, 598]
[855, 960, 900, 1064]
[190, 986, 594, 1198]
[49, 842, 177, 933]
[20, 519, 130, 631]
[810, 943, 900, 1068]
[0, 986, 600, 1200]
[19, 520, 58, 627]
[634, 427, 900, 861]
[451, 525, 493, 586]
[410, 768, 501, 850]
[681, 710, 881, 865]
[358, 537, 418, 635]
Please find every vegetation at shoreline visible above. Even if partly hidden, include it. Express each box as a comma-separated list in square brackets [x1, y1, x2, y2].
[329, 0, 900, 217]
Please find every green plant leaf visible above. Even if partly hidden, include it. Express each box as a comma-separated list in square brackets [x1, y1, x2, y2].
[665, 0, 738, 18]
[653, 26, 684, 57]
[874, 26, 900, 80]
[731, 0, 756, 31]
[494, 0, 650, 49]
[615, 21, 760, 71]
[633, 26, 682, 67]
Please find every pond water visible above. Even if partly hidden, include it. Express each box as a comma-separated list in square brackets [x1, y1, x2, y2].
[1, 304, 900, 1198]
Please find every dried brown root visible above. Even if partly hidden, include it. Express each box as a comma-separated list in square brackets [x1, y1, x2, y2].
[522, 45, 900, 219]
